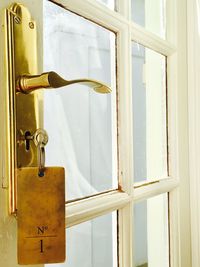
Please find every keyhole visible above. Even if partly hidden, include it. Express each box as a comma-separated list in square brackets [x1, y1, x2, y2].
[25, 131, 31, 151]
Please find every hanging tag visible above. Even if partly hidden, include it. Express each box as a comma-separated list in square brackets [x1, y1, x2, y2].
[17, 167, 66, 265]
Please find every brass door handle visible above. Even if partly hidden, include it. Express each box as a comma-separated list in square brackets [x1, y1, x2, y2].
[16, 71, 112, 94]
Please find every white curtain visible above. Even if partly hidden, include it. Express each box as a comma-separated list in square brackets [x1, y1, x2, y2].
[43, 1, 115, 266]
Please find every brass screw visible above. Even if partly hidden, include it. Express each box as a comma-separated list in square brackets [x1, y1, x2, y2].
[14, 16, 21, 24]
[29, 22, 34, 29]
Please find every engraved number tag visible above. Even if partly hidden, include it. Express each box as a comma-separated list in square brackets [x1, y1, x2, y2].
[17, 167, 66, 265]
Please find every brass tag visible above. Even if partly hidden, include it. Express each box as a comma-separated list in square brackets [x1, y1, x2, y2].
[17, 167, 66, 265]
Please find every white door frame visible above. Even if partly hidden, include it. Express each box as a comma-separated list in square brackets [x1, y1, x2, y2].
[188, 0, 200, 266]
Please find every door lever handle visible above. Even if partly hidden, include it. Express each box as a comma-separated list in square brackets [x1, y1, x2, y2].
[16, 71, 112, 94]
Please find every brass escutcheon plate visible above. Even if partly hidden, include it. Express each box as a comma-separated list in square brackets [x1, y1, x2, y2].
[5, 3, 42, 214]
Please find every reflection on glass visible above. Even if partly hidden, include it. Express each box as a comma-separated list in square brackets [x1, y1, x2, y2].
[132, 42, 167, 183]
[134, 194, 169, 267]
[131, 0, 166, 38]
[97, 0, 116, 10]
[43, 1, 117, 200]
[45, 212, 117, 267]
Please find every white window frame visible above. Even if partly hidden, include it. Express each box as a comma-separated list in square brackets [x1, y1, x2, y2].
[51, 0, 191, 266]
[187, 0, 200, 266]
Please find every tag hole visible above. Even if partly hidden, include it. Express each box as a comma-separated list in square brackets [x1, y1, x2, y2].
[38, 171, 44, 177]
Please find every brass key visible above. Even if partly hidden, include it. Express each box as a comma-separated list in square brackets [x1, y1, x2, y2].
[25, 128, 48, 176]
[33, 129, 48, 176]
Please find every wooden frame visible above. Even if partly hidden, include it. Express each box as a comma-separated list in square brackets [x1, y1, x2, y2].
[187, 0, 200, 266]
[49, 0, 191, 267]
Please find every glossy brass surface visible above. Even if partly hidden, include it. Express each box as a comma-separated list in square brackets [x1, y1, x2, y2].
[17, 167, 65, 264]
[16, 71, 112, 94]
[6, 3, 40, 214]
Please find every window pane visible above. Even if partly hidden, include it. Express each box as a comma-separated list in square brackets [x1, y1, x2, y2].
[131, 0, 166, 38]
[132, 42, 167, 183]
[97, 0, 116, 10]
[134, 194, 169, 267]
[44, 1, 117, 200]
[45, 212, 117, 267]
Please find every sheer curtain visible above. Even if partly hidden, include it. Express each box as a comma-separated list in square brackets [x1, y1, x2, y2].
[43, 1, 116, 266]
[43, 0, 115, 201]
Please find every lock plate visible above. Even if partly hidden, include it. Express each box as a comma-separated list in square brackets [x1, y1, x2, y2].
[17, 167, 66, 264]
[6, 3, 42, 213]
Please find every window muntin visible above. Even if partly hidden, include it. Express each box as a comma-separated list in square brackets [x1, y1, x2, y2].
[44, 0, 117, 201]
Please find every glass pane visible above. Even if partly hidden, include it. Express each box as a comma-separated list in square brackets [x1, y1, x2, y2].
[132, 42, 167, 183]
[131, 0, 166, 38]
[45, 212, 117, 267]
[134, 194, 169, 267]
[97, 0, 116, 10]
[43, 1, 117, 200]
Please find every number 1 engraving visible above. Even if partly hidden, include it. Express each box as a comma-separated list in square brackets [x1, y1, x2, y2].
[40, 240, 44, 253]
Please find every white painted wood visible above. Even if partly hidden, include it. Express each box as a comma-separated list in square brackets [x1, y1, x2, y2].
[117, 25, 133, 195]
[51, 0, 128, 32]
[118, 0, 131, 19]
[118, 203, 133, 267]
[51, 0, 175, 57]
[134, 178, 179, 203]
[115, 3, 133, 264]
[187, 0, 200, 266]
[66, 191, 130, 227]
[65, 177, 179, 226]
[167, 0, 192, 266]
[131, 22, 176, 56]
[166, 1, 181, 265]
[168, 189, 181, 267]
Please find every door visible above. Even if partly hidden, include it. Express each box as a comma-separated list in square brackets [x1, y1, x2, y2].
[0, 0, 191, 267]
